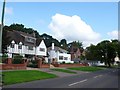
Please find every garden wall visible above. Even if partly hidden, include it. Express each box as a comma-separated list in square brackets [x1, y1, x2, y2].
[0, 64, 2, 70]
[37, 59, 88, 68]
[37, 59, 50, 68]
[41, 64, 50, 68]
[2, 64, 26, 70]
[52, 63, 89, 68]
[0, 58, 27, 70]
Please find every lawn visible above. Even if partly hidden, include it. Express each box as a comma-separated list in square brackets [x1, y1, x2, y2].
[68, 66, 104, 72]
[51, 68, 76, 74]
[2, 70, 57, 85]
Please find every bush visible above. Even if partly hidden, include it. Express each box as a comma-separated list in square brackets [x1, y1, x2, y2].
[2, 54, 8, 63]
[27, 60, 38, 68]
[12, 55, 23, 64]
[62, 61, 65, 64]
[27, 63, 38, 68]
[74, 61, 79, 64]
[66, 63, 72, 64]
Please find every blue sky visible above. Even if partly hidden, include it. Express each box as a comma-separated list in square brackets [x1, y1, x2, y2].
[0, 2, 118, 47]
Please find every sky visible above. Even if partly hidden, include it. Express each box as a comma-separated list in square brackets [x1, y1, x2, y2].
[0, 1, 118, 48]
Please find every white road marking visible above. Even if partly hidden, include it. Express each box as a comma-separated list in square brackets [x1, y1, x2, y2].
[94, 75, 103, 78]
[68, 79, 87, 86]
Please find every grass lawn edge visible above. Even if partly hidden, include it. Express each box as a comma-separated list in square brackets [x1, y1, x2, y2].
[3, 70, 57, 85]
[50, 68, 77, 74]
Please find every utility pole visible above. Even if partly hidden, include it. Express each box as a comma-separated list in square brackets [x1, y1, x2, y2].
[0, 0, 6, 57]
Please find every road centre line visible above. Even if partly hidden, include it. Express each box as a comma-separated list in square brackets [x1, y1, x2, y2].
[93, 75, 103, 78]
[68, 79, 88, 86]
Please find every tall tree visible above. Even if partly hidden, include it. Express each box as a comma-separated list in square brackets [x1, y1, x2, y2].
[85, 44, 98, 60]
[86, 39, 119, 67]
[68, 41, 83, 52]
[40, 33, 60, 47]
[60, 39, 67, 50]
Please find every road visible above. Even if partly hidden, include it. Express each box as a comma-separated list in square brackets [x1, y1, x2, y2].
[3, 68, 119, 88]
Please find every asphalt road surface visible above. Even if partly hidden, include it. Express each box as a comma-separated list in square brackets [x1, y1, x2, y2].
[3, 68, 119, 88]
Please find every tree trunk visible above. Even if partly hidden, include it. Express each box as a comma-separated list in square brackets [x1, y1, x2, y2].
[107, 60, 111, 67]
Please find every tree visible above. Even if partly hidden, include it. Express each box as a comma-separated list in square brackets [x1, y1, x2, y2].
[60, 39, 67, 50]
[86, 39, 119, 67]
[10, 23, 24, 32]
[67, 41, 83, 52]
[40, 33, 60, 47]
[85, 44, 98, 60]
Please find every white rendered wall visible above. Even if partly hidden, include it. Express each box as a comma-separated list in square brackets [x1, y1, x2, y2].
[57, 52, 73, 63]
[7, 40, 47, 57]
[36, 40, 47, 56]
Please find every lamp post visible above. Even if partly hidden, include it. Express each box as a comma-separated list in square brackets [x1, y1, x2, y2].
[0, 0, 6, 57]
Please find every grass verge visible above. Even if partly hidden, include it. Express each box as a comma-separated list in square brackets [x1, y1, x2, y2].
[3, 70, 57, 85]
[68, 66, 104, 72]
[51, 68, 77, 74]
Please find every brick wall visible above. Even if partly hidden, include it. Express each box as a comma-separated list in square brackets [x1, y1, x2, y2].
[0, 64, 2, 70]
[2, 64, 26, 70]
[41, 64, 50, 68]
[52, 63, 89, 68]
[0, 58, 27, 70]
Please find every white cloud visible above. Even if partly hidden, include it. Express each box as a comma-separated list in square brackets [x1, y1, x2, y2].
[0, 6, 13, 15]
[107, 30, 118, 39]
[5, 7, 13, 15]
[48, 13, 101, 47]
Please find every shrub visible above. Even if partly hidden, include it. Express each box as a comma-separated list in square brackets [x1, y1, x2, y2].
[2, 54, 8, 63]
[27, 60, 38, 68]
[12, 55, 23, 64]
[27, 63, 38, 68]
[66, 63, 72, 64]
[62, 61, 65, 64]
[74, 61, 79, 64]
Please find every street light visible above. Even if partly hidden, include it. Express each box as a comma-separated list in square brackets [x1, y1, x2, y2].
[0, 0, 6, 57]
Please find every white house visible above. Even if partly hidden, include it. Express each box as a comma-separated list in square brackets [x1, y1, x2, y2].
[36, 40, 47, 56]
[7, 30, 47, 60]
[47, 43, 74, 64]
[7, 40, 47, 57]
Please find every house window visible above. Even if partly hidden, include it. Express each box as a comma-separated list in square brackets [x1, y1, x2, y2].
[28, 46, 33, 50]
[18, 45, 22, 49]
[11, 43, 15, 48]
[59, 56, 63, 60]
[64, 57, 68, 60]
[40, 48, 45, 52]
